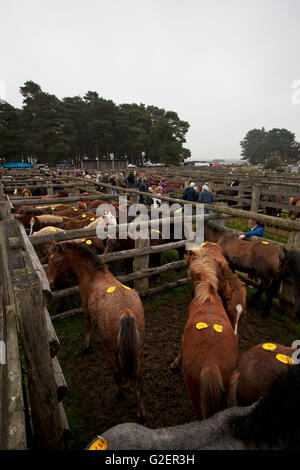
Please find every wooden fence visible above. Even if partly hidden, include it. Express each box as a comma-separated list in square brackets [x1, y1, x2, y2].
[1, 168, 300, 448]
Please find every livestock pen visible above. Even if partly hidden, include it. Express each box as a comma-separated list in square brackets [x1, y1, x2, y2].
[1, 168, 300, 449]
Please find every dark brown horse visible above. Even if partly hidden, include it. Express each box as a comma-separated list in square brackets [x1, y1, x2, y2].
[228, 342, 296, 407]
[181, 245, 239, 419]
[204, 224, 287, 317]
[46, 242, 145, 420]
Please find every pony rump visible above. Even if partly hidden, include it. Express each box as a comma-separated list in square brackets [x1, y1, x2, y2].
[230, 363, 300, 449]
[117, 309, 139, 381]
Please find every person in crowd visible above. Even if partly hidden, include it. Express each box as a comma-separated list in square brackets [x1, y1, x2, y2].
[127, 171, 136, 188]
[138, 176, 149, 204]
[109, 174, 117, 194]
[238, 219, 265, 239]
[148, 176, 157, 188]
[96, 172, 103, 182]
[160, 178, 168, 194]
[135, 176, 143, 191]
[198, 184, 214, 212]
[84, 170, 92, 180]
[117, 172, 127, 188]
[183, 182, 198, 202]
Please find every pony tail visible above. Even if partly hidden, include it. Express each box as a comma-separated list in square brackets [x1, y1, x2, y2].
[117, 309, 139, 381]
[199, 365, 224, 419]
[227, 369, 240, 407]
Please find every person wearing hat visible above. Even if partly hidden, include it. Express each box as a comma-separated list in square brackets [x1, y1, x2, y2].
[238, 219, 265, 239]
[183, 182, 198, 202]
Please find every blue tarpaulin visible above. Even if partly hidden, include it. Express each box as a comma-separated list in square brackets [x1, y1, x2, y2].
[1, 162, 35, 168]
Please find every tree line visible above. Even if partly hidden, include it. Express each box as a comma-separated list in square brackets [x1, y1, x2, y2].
[240, 127, 300, 165]
[0, 81, 191, 166]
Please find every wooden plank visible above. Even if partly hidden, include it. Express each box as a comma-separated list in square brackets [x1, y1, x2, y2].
[17, 223, 52, 300]
[14, 278, 64, 449]
[44, 307, 60, 358]
[58, 402, 70, 439]
[52, 357, 67, 402]
[5, 305, 27, 450]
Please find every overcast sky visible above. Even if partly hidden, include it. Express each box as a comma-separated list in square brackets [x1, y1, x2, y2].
[1, 0, 300, 160]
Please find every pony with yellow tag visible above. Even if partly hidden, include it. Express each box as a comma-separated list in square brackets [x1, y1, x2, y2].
[46, 241, 145, 420]
[204, 223, 300, 319]
[228, 342, 296, 407]
[180, 244, 239, 419]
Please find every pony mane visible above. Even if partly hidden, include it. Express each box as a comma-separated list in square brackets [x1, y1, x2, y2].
[36, 215, 65, 224]
[188, 248, 219, 305]
[54, 242, 106, 270]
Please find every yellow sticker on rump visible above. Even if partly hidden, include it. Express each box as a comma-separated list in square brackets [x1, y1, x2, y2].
[196, 322, 208, 330]
[213, 324, 223, 333]
[262, 241, 269, 244]
[88, 437, 107, 450]
[122, 284, 131, 290]
[51, 228, 56, 232]
[262, 343, 277, 351]
[86, 240, 92, 245]
[82, 214, 87, 218]
[90, 217, 95, 221]
[107, 286, 116, 293]
[51, 206, 55, 210]
[276, 353, 294, 365]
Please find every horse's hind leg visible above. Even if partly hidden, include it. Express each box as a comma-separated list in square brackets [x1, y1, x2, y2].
[262, 278, 281, 318]
[83, 311, 93, 352]
[170, 347, 182, 372]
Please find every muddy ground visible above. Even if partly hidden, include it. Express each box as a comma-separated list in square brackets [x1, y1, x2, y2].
[54, 279, 300, 450]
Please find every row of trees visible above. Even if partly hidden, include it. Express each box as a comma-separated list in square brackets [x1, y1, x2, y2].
[0, 81, 191, 166]
[240, 127, 300, 165]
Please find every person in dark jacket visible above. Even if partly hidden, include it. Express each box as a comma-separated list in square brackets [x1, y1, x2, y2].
[127, 171, 137, 188]
[183, 182, 198, 202]
[138, 177, 149, 204]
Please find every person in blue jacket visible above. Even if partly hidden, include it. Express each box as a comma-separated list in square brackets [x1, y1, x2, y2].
[239, 219, 265, 239]
[198, 184, 214, 216]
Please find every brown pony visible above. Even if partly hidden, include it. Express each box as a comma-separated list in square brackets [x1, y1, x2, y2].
[171, 243, 246, 371]
[181, 245, 239, 419]
[228, 343, 296, 407]
[46, 242, 145, 420]
[204, 243, 247, 334]
[289, 197, 300, 219]
[204, 224, 285, 317]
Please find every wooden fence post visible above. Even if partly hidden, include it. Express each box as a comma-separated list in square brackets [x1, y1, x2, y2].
[14, 277, 64, 449]
[133, 236, 149, 293]
[250, 186, 261, 212]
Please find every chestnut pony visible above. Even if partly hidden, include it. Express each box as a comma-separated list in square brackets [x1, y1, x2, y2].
[181, 243, 239, 419]
[46, 242, 145, 420]
[171, 243, 246, 371]
[228, 342, 296, 407]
